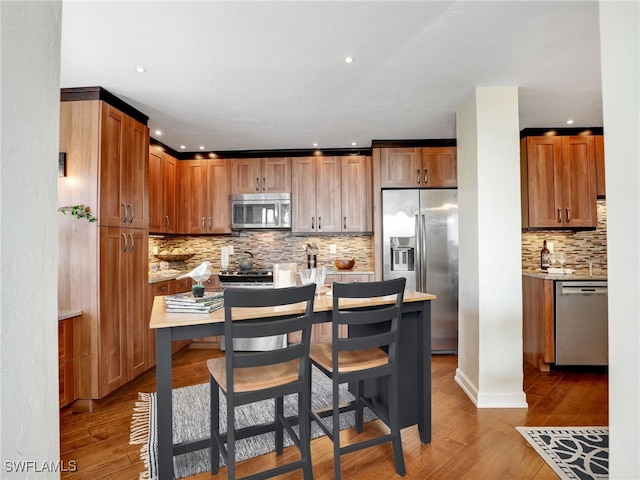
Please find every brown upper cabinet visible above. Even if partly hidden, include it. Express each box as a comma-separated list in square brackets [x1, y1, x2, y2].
[380, 147, 457, 188]
[291, 156, 372, 234]
[595, 135, 606, 198]
[230, 157, 291, 193]
[520, 135, 597, 229]
[179, 159, 231, 234]
[148, 146, 177, 233]
[340, 155, 373, 232]
[99, 103, 149, 229]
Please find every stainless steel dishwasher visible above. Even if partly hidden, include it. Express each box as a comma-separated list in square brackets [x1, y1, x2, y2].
[555, 280, 608, 366]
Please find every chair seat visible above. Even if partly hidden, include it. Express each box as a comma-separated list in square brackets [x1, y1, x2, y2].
[309, 342, 389, 373]
[207, 357, 300, 393]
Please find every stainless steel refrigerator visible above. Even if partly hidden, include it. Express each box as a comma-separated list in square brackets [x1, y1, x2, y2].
[382, 189, 459, 353]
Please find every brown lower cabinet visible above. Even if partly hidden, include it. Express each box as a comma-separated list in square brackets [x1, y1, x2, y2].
[147, 278, 193, 367]
[58, 317, 76, 408]
[522, 275, 555, 372]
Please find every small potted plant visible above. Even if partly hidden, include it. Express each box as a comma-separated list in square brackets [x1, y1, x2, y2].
[58, 204, 97, 223]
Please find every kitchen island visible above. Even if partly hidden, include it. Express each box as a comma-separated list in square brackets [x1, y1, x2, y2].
[149, 289, 435, 480]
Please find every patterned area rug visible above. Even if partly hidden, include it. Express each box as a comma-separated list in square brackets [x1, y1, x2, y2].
[516, 427, 608, 480]
[131, 366, 375, 480]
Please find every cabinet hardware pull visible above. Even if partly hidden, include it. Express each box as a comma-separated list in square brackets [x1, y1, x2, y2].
[311, 217, 315, 229]
[208, 217, 212, 229]
[129, 234, 134, 253]
[201, 216, 205, 229]
[165, 215, 169, 228]
[566, 208, 571, 223]
[121, 233, 128, 253]
[343, 216, 347, 230]
[255, 178, 260, 191]
[417, 169, 421, 184]
[262, 177, 266, 191]
[121, 203, 127, 223]
[129, 204, 134, 223]
[424, 169, 428, 184]
[557, 208, 562, 223]
[318, 217, 322, 229]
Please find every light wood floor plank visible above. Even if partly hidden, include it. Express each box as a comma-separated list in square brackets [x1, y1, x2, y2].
[60, 348, 608, 480]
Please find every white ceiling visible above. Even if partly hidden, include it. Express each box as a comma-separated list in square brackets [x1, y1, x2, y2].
[60, 1, 603, 153]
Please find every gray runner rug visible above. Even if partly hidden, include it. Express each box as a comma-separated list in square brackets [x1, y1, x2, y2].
[516, 426, 608, 480]
[131, 366, 375, 480]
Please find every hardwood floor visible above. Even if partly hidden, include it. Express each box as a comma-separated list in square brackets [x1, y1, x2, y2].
[60, 348, 608, 480]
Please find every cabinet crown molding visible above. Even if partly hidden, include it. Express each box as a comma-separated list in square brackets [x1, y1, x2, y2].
[520, 127, 603, 139]
[61, 86, 149, 125]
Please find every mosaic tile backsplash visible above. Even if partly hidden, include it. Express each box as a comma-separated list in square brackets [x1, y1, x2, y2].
[149, 232, 374, 272]
[521, 200, 608, 275]
[149, 200, 607, 277]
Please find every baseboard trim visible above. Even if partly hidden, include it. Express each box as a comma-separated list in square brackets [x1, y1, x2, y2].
[455, 367, 529, 409]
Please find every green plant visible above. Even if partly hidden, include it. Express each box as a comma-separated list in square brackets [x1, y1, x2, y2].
[58, 204, 97, 223]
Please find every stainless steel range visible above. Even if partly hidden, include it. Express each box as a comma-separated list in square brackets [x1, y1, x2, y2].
[217, 269, 283, 351]
[218, 269, 274, 289]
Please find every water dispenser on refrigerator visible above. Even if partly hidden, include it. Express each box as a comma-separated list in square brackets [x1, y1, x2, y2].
[390, 236, 415, 272]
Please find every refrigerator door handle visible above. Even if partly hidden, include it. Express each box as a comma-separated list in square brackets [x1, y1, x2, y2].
[414, 214, 422, 291]
[420, 214, 428, 292]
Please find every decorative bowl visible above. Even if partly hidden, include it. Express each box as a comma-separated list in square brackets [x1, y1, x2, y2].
[334, 259, 356, 270]
[154, 253, 195, 262]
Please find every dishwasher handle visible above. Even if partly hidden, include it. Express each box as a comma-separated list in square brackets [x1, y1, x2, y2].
[559, 283, 608, 295]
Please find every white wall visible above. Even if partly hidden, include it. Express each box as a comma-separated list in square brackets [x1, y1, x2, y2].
[455, 87, 527, 408]
[455, 92, 481, 394]
[0, 2, 63, 478]
[599, 1, 640, 478]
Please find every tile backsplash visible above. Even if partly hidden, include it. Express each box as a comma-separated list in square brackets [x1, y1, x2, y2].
[521, 200, 607, 275]
[149, 232, 374, 272]
[149, 200, 607, 276]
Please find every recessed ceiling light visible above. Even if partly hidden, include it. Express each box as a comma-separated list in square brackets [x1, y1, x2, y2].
[180, 145, 186, 150]
[313, 143, 318, 147]
[566, 119, 574, 125]
[344, 56, 355, 64]
[135, 66, 146, 73]
[351, 142, 357, 146]
[199, 146, 205, 150]
[154, 130, 162, 136]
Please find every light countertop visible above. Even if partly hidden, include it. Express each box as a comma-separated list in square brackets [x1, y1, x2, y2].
[148, 267, 376, 284]
[150, 289, 435, 329]
[323, 267, 374, 275]
[148, 271, 184, 283]
[523, 271, 607, 281]
[58, 310, 82, 321]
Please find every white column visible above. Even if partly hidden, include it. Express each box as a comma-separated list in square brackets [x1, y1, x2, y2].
[455, 87, 527, 408]
[599, 2, 640, 478]
[0, 1, 63, 477]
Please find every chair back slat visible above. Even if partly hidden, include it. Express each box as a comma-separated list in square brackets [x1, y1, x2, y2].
[333, 279, 405, 299]
[233, 343, 304, 369]
[232, 314, 307, 338]
[337, 331, 394, 352]
[337, 305, 400, 326]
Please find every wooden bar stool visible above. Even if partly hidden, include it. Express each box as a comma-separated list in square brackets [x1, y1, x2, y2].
[309, 278, 407, 480]
[207, 283, 316, 480]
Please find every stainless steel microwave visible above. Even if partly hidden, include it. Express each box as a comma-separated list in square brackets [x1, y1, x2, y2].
[230, 193, 291, 229]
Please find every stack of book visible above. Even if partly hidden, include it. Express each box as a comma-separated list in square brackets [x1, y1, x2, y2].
[164, 291, 224, 314]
